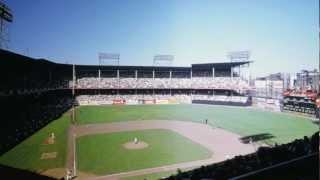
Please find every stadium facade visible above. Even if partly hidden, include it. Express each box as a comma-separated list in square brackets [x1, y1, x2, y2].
[1, 49, 252, 105]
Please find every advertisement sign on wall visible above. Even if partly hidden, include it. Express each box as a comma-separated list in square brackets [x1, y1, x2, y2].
[113, 99, 126, 105]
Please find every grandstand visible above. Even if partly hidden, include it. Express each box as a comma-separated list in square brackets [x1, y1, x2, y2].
[74, 61, 251, 106]
[1, 49, 252, 105]
[282, 89, 319, 116]
[280, 70, 320, 116]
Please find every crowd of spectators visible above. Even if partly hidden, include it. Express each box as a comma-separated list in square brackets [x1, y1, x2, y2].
[73, 77, 250, 90]
[166, 132, 319, 180]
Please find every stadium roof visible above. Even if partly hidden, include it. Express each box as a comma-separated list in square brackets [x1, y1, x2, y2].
[1, 49, 251, 71]
[74, 61, 252, 71]
[192, 61, 252, 69]
[75, 64, 190, 71]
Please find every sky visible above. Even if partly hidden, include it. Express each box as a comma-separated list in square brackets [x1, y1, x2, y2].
[3, 0, 319, 77]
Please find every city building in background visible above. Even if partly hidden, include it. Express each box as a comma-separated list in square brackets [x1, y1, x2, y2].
[294, 69, 319, 91]
[253, 73, 287, 99]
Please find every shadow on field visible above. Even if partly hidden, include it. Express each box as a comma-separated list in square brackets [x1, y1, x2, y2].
[312, 121, 319, 125]
[239, 133, 275, 144]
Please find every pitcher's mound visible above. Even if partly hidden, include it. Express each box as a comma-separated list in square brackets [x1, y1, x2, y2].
[123, 141, 149, 150]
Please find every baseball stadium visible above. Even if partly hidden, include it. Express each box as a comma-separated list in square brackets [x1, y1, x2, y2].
[0, 48, 319, 179]
[0, 1, 319, 180]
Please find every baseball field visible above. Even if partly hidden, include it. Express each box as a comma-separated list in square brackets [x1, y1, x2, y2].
[0, 104, 317, 179]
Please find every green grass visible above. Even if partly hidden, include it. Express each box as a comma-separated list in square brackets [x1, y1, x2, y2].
[76, 104, 318, 144]
[0, 104, 318, 175]
[0, 113, 71, 173]
[76, 129, 211, 175]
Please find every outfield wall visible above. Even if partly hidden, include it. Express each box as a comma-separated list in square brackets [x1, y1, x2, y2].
[192, 99, 252, 107]
[252, 97, 281, 112]
[77, 98, 184, 105]
[77, 96, 254, 106]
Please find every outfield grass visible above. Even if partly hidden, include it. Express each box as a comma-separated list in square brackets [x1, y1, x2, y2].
[76, 104, 318, 144]
[0, 113, 71, 173]
[76, 129, 211, 175]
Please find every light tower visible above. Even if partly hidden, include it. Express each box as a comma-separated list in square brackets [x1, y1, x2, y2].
[228, 51, 250, 63]
[98, 52, 120, 95]
[0, 1, 13, 49]
[153, 55, 174, 66]
[98, 52, 120, 66]
[153, 55, 174, 96]
[227, 51, 252, 95]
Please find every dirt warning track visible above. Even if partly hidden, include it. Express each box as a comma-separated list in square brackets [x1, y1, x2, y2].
[67, 120, 256, 180]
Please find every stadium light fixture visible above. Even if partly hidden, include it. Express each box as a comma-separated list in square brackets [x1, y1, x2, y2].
[0, 1, 12, 22]
[98, 52, 120, 66]
[153, 55, 174, 66]
[0, 1, 13, 49]
[228, 51, 250, 62]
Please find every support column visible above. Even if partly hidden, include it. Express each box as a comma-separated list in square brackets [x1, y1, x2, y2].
[152, 70, 155, 93]
[231, 67, 233, 80]
[98, 69, 101, 92]
[153, 70, 155, 80]
[135, 70, 138, 80]
[117, 69, 120, 94]
[72, 64, 75, 95]
[190, 70, 193, 94]
[212, 67, 215, 79]
[169, 70, 172, 89]
[135, 70, 138, 94]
